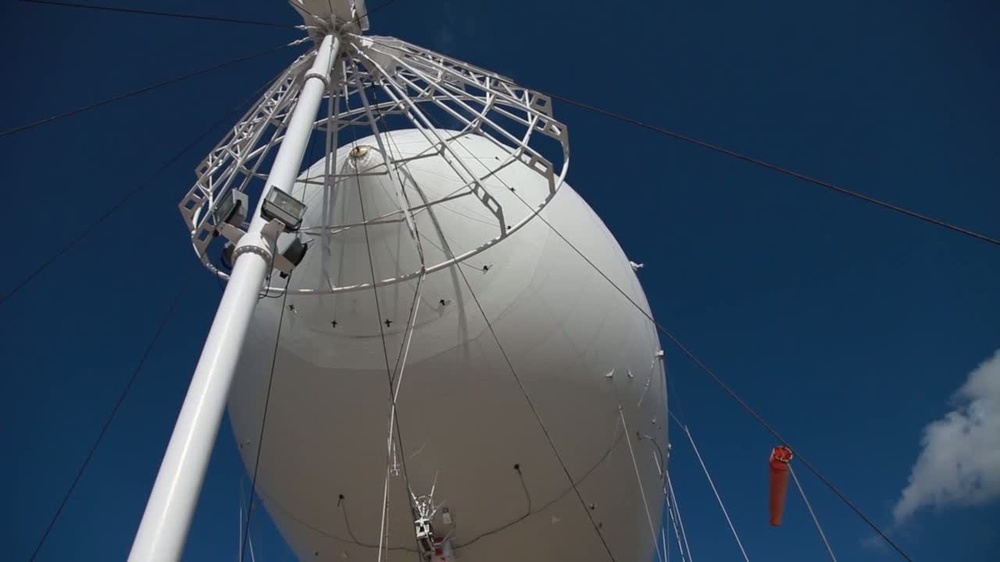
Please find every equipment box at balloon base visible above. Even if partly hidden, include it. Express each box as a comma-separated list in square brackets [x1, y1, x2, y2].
[431, 541, 453, 561]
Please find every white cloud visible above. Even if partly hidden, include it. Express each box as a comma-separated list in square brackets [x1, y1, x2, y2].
[892, 348, 1000, 524]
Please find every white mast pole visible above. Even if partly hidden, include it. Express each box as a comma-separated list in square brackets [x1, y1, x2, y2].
[129, 33, 340, 562]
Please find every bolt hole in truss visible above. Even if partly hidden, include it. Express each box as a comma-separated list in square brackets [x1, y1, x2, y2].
[179, 34, 570, 295]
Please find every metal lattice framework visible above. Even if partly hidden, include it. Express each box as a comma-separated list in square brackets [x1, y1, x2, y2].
[179, 34, 571, 294]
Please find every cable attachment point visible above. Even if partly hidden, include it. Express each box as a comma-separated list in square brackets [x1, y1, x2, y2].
[411, 491, 454, 561]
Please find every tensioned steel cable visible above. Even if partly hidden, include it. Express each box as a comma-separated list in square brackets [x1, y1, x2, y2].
[376, 99, 617, 560]
[448, 247, 619, 562]
[27, 271, 196, 561]
[19, 0, 297, 28]
[10, 2, 929, 556]
[352, 85, 432, 561]
[789, 465, 839, 562]
[354, 166, 426, 562]
[363, 85, 620, 555]
[668, 413, 750, 562]
[458, 64, 997, 249]
[539, 89, 1000, 248]
[665, 471, 694, 562]
[0, 55, 290, 308]
[445, 133, 914, 561]
[501, 176, 915, 561]
[240, 273, 293, 562]
[0, 42, 297, 137]
[43, 0, 990, 248]
[19, 0, 405, 30]
[618, 406, 665, 562]
[345, 90, 425, 559]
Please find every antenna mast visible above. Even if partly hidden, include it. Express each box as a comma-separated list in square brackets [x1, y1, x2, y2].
[130, 0, 573, 558]
[127, 2, 360, 559]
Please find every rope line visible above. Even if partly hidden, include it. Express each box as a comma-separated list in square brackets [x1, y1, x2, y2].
[356, 77, 606, 558]
[790, 465, 839, 562]
[0, 42, 297, 138]
[665, 471, 694, 562]
[20, 0, 404, 30]
[452, 417, 625, 550]
[241, 487, 420, 553]
[486, 163, 914, 561]
[346, 99, 424, 558]
[396, 115, 616, 558]
[239, 476, 247, 562]
[671, 415, 750, 562]
[377, 273, 425, 562]
[238, 475, 260, 562]
[19, 0, 297, 28]
[355, 149, 407, 559]
[0, 54, 289, 308]
[27, 271, 195, 561]
[527, 89, 1000, 248]
[240, 272, 293, 561]
[324, 43, 912, 562]
[448, 250, 618, 560]
[618, 407, 664, 562]
[419, 50, 996, 245]
[661, 329, 912, 560]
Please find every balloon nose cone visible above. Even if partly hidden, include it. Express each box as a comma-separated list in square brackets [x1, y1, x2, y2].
[346, 144, 381, 173]
[349, 145, 371, 159]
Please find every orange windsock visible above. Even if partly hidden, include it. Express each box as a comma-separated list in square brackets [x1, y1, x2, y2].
[769, 446, 794, 526]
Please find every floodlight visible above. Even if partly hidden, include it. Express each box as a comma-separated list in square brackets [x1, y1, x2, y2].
[213, 190, 248, 230]
[261, 187, 307, 231]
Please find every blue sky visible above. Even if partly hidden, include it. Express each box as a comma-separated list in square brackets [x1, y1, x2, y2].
[1, 0, 998, 561]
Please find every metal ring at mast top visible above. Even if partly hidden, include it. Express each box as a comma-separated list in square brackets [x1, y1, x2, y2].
[291, 0, 371, 40]
[179, 1, 571, 295]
